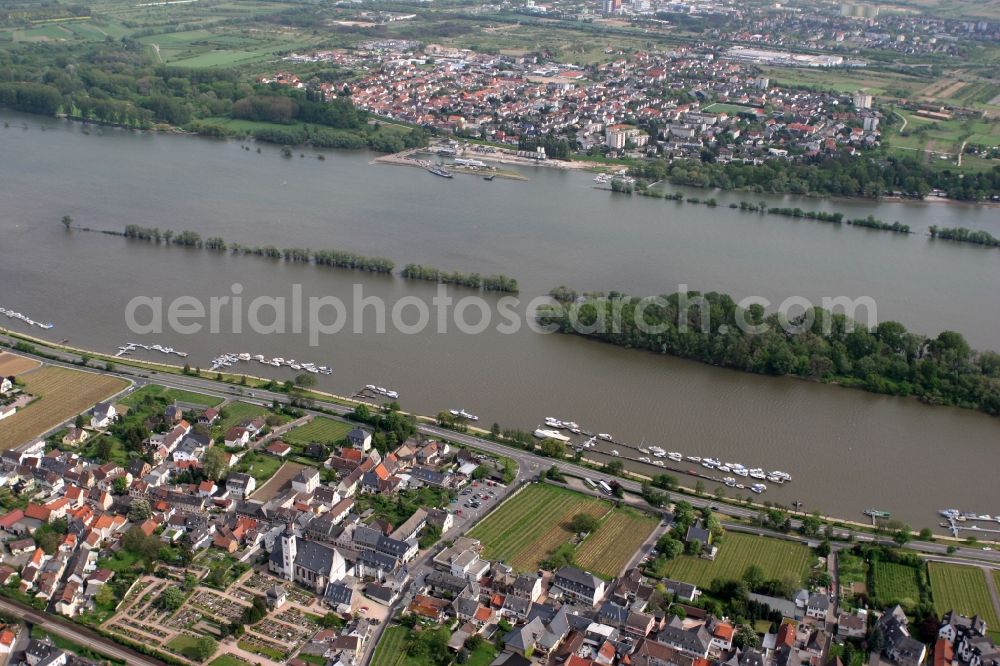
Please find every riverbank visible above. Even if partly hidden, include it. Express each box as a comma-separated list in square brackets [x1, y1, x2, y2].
[0, 325, 939, 539]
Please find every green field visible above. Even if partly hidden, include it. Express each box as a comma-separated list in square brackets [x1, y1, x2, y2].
[928, 563, 1000, 640]
[166, 634, 208, 661]
[122, 384, 223, 408]
[872, 561, 923, 609]
[575, 508, 659, 579]
[217, 401, 269, 431]
[234, 452, 283, 484]
[282, 417, 353, 446]
[702, 102, 761, 115]
[468, 483, 611, 571]
[659, 532, 813, 589]
[371, 626, 410, 666]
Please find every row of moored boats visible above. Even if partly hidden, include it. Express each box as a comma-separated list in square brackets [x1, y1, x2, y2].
[0, 307, 53, 330]
[117, 342, 188, 358]
[940, 509, 1000, 524]
[533, 417, 789, 495]
[211, 352, 332, 375]
[365, 385, 400, 399]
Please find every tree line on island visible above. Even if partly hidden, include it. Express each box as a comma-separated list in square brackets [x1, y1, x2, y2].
[538, 286, 1000, 416]
[401, 264, 519, 293]
[120, 224, 517, 289]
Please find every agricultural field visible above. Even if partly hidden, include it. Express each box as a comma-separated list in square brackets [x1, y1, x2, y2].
[928, 563, 1000, 640]
[0, 352, 40, 376]
[468, 483, 611, 571]
[370, 625, 410, 666]
[0, 366, 128, 449]
[251, 461, 305, 501]
[282, 417, 353, 446]
[210, 656, 253, 666]
[575, 508, 659, 579]
[659, 532, 813, 589]
[121, 384, 222, 408]
[871, 561, 924, 609]
[217, 401, 270, 432]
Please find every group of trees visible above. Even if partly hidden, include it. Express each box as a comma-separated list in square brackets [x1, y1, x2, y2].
[350, 403, 417, 453]
[401, 264, 520, 294]
[929, 225, 1000, 248]
[630, 153, 1000, 201]
[123, 225, 397, 274]
[0, 38, 429, 152]
[538, 288, 1000, 416]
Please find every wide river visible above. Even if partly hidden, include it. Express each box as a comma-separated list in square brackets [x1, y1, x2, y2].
[1, 110, 998, 530]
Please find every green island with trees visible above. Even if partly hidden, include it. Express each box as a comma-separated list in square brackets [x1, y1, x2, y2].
[537, 286, 1000, 416]
[401, 263, 519, 293]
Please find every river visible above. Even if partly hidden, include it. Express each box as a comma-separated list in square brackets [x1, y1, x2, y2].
[0, 110, 997, 530]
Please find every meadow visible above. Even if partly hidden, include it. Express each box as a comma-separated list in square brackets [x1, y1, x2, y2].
[659, 532, 813, 589]
[277, 417, 353, 446]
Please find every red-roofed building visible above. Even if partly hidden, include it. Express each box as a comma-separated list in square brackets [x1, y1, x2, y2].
[711, 622, 734, 651]
[266, 442, 291, 457]
[0, 509, 24, 532]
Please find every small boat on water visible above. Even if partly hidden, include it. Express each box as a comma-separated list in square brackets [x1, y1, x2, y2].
[668, 452, 682, 461]
[598, 433, 613, 442]
[639, 457, 651, 463]
[483, 174, 496, 181]
[751, 483, 767, 494]
[864, 509, 891, 519]
[449, 409, 480, 421]
[610, 450, 620, 457]
[686, 456, 701, 463]
[653, 460, 664, 467]
[723, 477, 737, 487]
[534, 428, 570, 442]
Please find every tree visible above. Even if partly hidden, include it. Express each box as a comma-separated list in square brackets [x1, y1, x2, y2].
[112, 476, 128, 495]
[918, 527, 934, 541]
[472, 465, 489, 480]
[733, 625, 760, 650]
[74, 414, 85, 429]
[94, 584, 116, 608]
[685, 538, 702, 555]
[893, 525, 912, 546]
[159, 586, 186, 611]
[61, 215, 72, 230]
[801, 512, 822, 536]
[570, 513, 600, 534]
[294, 373, 316, 389]
[128, 498, 151, 522]
[95, 438, 114, 463]
[656, 535, 683, 560]
[202, 446, 227, 481]
[192, 636, 218, 661]
[539, 438, 566, 459]
[742, 565, 766, 591]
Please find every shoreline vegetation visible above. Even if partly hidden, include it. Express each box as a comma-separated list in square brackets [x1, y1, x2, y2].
[400, 264, 519, 294]
[538, 287, 1000, 417]
[114, 224, 519, 291]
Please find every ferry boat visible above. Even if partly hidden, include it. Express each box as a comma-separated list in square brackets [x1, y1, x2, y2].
[427, 165, 454, 178]
[533, 428, 570, 442]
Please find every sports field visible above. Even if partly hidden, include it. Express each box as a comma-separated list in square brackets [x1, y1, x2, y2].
[928, 563, 1000, 639]
[659, 532, 813, 589]
[282, 417, 353, 446]
[468, 483, 611, 571]
[575, 508, 658, 578]
[0, 366, 128, 448]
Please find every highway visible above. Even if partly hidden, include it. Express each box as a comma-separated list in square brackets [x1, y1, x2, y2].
[0, 596, 167, 666]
